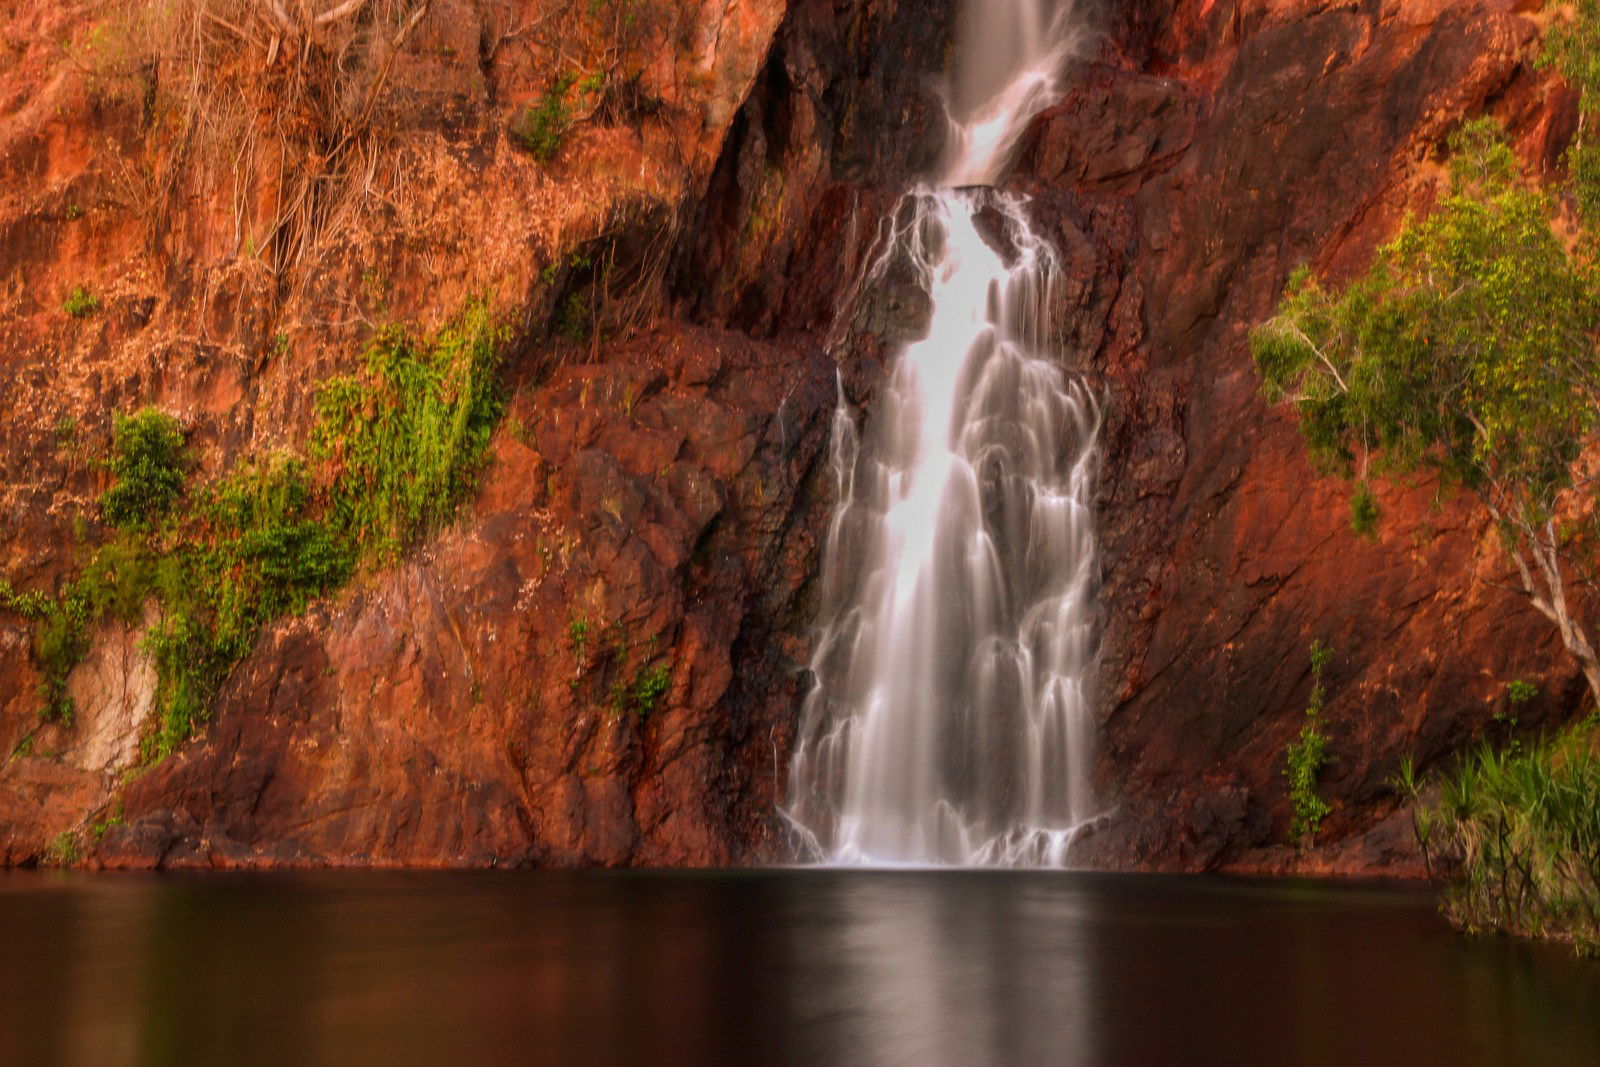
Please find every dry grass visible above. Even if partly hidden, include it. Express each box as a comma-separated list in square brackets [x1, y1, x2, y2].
[84, 1, 687, 285]
[88, 0, 434, 280]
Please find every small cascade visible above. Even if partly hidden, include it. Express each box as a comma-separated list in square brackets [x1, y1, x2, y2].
[785, 0, 1104, 866]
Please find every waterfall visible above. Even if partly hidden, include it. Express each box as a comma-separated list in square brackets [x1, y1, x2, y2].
[785, 0, 1103, 866]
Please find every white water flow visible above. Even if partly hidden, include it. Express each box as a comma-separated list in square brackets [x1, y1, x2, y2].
[786, 0, 1103, 866]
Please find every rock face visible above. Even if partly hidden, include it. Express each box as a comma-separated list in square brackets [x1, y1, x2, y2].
[0, 0, 955, 867]
[0, 0, 1587, 872]
[1018, 0, 1583, 874]
[96, 327, 838, 867]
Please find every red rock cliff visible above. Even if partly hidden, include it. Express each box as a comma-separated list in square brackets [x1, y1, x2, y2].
[0, 0, 1583, 872]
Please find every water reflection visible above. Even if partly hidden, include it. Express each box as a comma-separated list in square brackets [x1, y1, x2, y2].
[0, 871, 1595, 1066]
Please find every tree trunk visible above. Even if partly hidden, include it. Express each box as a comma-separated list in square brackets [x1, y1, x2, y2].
[1496, 508, 1600, 711]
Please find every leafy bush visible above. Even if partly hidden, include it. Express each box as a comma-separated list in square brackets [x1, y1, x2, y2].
[1253, 120, 1599, 509]
[1285, 640, 1334, 846]
[45, 831, 78, 867]
[100, 409, 187, 527]
[1541, 0, 1600, 228]
[634, 663, 669, 715]
[616, 661, 669, 719]
[312, 300, 505, 562]
[0, 579, 81, 723]
[139, 455, 356, 757]
[62, 285, 100, 318]
[513, 74, 579, 162]
[2, 300, 507, 758]
[1396, 723, 1600, 955]
[569, 618, 593, 659]
[556, 290, 593, 342]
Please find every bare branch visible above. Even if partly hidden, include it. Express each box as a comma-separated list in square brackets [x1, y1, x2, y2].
[313, 0, 367, 27]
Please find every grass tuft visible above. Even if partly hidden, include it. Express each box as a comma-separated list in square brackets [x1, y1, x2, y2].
[1397, 721, 1600, 955]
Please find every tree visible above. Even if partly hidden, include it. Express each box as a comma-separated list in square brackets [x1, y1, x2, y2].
[1252, 118, 1600, 704]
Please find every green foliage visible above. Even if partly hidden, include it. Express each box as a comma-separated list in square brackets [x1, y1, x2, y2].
[1507, 680, 1539, 707]
[513, 74, 578, 162]
[1285, 640, 1334, 847]
[1543, 3, 1600, 229]
[0, 579, 80, 723]
[1397, 722, 1600, 955]
[101, 408, 187, 528]
[629, 662, 669, 717]
[54, 415, 78, 454]
[138, 455, 356, 758]
[1253, 119, 1600, 530]
[1349, 481, 1380, 538]
[0, 300, 508, 760]
[1568, 137, 1600, 233]
[556, 290, 593, 342]
[612, 660, 668, 719]
[1541, 1, 1600, 112]
[90, 802, 124, 841]
[312, 300, 505, 563]
[542, 250, 592, 288]
[44, 831, 78, 867]
[62, 285, 100, 318]
[0, 579, 53, 621]
[568, 617, 593, 659]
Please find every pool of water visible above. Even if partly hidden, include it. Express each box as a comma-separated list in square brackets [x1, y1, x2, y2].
[0, 868, 1594, 1065]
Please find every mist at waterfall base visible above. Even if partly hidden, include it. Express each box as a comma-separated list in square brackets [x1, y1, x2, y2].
[785, 0, 1104, 866]
[3, 869, 1597, 1066]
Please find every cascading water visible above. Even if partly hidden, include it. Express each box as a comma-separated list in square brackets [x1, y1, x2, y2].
[785, 0, 1104, 866]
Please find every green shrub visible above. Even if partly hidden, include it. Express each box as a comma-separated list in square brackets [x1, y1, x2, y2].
[1541, 1, 1600, 227]
[0, 579, 82, 723]
[90, 803, 124, 841]
[45, 831, 78, 867]
[100, 409, 186, 528]
[1285, 640, 1334, 847]
[138, 455, 356, 758]
[556, 290, 592, 342]
[569, 618, 593, 658]
[62, 286, 100, 318]
[512, 74, 578, 162]
[1397, 722, 1600, 955]
[610, 660, 669, 719]
[1, 299, 508, 759]
[313, 300, 505, 562]
[54, 415, 78, 453]
[1507, 680, 1538, 708]
[629, 662, 669, 718]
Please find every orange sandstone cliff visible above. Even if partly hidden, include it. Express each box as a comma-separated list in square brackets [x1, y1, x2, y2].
[0, 0, 1584, 872]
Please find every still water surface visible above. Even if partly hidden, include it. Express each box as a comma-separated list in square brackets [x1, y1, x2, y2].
[0, 869, 1595, 1066]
